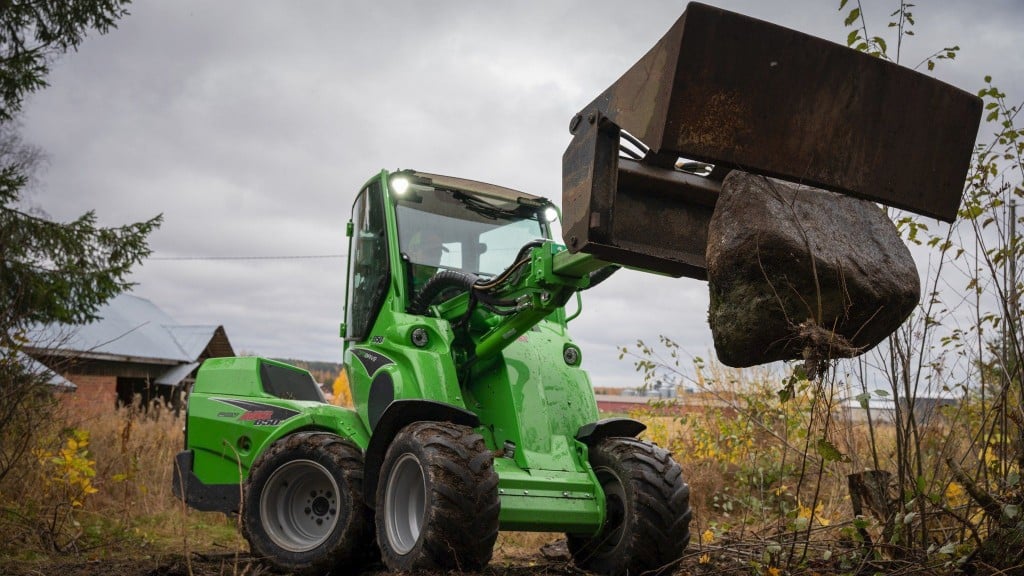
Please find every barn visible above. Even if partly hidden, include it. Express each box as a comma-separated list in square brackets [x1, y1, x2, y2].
[25, 293, 234, 414]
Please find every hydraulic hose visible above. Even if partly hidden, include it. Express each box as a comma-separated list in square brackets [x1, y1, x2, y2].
[409, 270, 479, 316]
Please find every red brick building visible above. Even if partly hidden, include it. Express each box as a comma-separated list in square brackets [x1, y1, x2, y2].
[595, 392, 733, 417]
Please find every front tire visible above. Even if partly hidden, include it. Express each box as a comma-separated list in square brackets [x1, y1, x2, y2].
[569, 437, 692, 576]
[243, 432, 373, 575]
[376, 421, 499, 571]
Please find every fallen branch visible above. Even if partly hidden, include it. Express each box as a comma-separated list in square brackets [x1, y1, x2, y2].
[946, 456, 1004, 518]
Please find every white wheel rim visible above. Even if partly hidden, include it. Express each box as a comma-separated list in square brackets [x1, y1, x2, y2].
[384, 453, 427, 555]
[260, 459, 340, 552]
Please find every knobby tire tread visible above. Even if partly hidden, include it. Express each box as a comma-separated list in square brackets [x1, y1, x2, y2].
[243, 431, 373, 575]
[569, 437, 692, 576]
[377, 421, 499, 571]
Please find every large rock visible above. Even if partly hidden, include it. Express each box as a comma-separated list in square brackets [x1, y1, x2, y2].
[707, 171, 919, 368]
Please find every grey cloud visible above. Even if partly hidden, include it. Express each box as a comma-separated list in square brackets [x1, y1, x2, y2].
[17, 1, 1022, 386]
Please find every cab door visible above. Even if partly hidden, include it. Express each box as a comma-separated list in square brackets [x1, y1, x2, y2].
[343, 178, 390, 346]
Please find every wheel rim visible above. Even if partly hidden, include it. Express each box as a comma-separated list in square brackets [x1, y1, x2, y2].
[384, 453, 427, 555]
[260, 459, 340, 552]
[595, 466, 628, 550]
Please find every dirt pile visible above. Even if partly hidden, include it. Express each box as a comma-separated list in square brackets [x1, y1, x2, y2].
[706, 171, 919, 370]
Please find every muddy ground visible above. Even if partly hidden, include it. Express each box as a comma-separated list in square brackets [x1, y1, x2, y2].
[3, 556, 576, 576]
[0, 548, 719, 576]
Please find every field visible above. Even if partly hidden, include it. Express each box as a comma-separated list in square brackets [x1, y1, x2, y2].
[0, 398, 672, 575]
[0, 400, 579, 575]
[0, 350, 1019, 573]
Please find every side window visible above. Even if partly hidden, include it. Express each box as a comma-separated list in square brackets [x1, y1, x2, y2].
[345, 181, 389, 341]
[440, 242, 462, 269]
[260, 363, 325, 402]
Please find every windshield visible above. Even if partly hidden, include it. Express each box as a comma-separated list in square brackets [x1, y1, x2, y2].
[394, 183, 550, 278]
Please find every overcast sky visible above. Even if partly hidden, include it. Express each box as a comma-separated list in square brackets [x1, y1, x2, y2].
[18, 1, 1024, 389]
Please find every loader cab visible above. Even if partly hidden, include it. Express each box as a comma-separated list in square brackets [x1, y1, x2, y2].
[386, 171, 556, 310]
[342, 170, 557, 345]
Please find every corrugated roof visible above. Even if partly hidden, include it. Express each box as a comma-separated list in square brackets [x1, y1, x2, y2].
[166, 325, 221, 359]
[7, 349, 77, 391]
[155, 361, 200, 386]
[28, 294, 226, 364]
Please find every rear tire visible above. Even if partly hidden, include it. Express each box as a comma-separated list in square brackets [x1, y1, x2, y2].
[376, 421, 499, 571]
[568, 437, 692, 576]
[243, 432, 373, 575]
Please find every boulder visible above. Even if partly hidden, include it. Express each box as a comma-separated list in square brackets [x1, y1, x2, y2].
[706, 171, 919, 368]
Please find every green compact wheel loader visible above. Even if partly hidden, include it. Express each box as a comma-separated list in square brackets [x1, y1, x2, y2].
[172, 3, 981, 575]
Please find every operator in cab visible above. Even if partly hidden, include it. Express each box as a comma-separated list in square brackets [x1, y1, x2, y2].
[405, 229, 446, 296]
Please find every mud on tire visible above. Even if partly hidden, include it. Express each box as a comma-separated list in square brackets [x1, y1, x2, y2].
[376, 421, 500, 571]
[568, 437, 692, 576]
[243, 432, 374, 575]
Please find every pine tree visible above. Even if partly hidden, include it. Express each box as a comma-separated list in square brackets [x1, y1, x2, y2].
[1, 0, 160, 482]
[1, 0, 160, 337]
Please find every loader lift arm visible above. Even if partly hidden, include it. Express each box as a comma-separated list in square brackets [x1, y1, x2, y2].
[424, 242, 613, 370]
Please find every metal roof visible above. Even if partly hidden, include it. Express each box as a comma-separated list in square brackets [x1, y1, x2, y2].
[166, 325, 223, 360]
[155, 361, 201, 386]
[6, 349, 77, 391]
[28, 294, 232, 364]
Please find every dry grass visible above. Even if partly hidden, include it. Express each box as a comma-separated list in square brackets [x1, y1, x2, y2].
[622, 382, 983, 576]
[0, 374, 997, 576]
[5, 401, 586, 566]
[59, 401, 182, 511]
[2, 399, 248, 560]
[493, 532, 563, 563]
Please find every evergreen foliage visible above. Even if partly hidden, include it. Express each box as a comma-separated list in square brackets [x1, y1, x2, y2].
[1, 0, 159, 345]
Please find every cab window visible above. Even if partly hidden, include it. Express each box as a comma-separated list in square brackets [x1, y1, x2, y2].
[345, 181, 389, 341]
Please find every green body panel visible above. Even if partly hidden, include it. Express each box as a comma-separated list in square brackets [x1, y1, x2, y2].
[343, 172, 472, 429]
[336, 170, 612, 533]
[492, 456, 605, 533]
[186, 357, 369, 486]
[184, 170, 619, 535]
[465, 319, 599, 472]
[347, 312, 468, 428]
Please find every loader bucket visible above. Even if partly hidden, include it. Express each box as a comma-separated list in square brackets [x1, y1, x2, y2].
[562, 1, 982, 279]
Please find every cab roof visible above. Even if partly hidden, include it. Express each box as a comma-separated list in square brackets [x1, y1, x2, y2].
[407, 170, 549, 207]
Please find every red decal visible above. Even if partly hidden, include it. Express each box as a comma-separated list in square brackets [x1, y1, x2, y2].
[240, 410, 274, 421]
